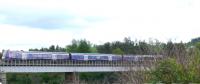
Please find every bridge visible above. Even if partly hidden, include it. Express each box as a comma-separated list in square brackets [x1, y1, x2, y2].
[0, 60, 155, 84]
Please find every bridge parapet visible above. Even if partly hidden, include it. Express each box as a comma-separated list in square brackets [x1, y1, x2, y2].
[0, 60, 154, 73]
[0, 60, 155, 67]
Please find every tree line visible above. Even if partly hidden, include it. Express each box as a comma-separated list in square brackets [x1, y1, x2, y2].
[29, 37, 182, 56]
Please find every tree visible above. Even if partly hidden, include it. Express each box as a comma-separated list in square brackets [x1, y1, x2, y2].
[77, 40, 91, 53]
[55, 45, 60, 51]
[195, 42, 200, 50]
[96, 42, 112, 54]
[96, 37, 160, 55]
[138, 41, 150, 54]
[66, 39, 92, 53]
[148, 47, 200, 84]
[90, 46, 97, 53]
[49, 45, 55, 52]
[164, 41, 175, 57]
[191, 37, 200, 44]
[149, 59, 184, 84]
[123, 37, 135, 54]
[66, 39, 78, 53]
[112, 48, 124, 55]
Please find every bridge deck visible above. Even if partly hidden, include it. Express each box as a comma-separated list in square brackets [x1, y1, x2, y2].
[0, 60, 154, 73]
[0, 60, 154, 66]
[0, 66, 149, 73]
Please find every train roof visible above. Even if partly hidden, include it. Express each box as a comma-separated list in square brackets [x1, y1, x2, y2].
[2, 50, 162, 57]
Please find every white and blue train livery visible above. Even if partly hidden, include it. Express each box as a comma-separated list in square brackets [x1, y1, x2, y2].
[2, 50, 161, 61]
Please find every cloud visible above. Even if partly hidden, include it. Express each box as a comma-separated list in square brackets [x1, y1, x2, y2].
[0, 0, 200, 50]
[0, 24, 77, 50]
[0, 0, 106, 29]
[81, 18, 200, 44]
[0, 8, 81, 29]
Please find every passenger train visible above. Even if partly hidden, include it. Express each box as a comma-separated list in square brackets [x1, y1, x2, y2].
[2, 50, 162, 61]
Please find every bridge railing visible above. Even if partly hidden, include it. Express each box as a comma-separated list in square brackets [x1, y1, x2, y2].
[0, 59, 157, 67]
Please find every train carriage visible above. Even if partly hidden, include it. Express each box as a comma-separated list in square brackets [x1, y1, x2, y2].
[1, 50, 162, 62]
[2, 50, 70, 60]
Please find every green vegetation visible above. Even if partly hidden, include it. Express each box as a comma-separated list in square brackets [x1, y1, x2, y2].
[67, 39, 92, 53]
[6, 37, 200, 83]
[145, 39, 200, 84]
[148, 48, 200, 84]
[29, 45, 66, 52]
[7, 73, 64, 84]
[112, 48, 124, 55]
[149, 59, 185, 83]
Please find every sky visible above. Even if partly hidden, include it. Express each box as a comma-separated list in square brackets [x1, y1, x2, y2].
[0, 0, 200, 51]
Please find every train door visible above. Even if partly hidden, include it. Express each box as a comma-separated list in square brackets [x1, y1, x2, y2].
[22, 53, 27, 60]
[52, 54, 57, 60]
[84, 55, 88, 61]
[108, 55, 112, 61]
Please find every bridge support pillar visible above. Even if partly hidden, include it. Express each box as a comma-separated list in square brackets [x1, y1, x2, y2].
[64, 72, 79, 84]
[0, 72, 6, 84]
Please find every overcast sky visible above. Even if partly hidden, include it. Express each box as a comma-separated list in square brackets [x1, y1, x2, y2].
[0, 0, 200, 50]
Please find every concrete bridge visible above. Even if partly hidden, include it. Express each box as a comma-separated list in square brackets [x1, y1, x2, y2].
[0, 60, 154, 84]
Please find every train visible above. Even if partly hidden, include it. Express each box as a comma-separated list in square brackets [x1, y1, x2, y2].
[2, 50, 162, 61]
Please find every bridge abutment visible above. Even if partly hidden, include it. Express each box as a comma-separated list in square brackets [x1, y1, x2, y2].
[0, 72, 6, 84]
[64, 72, 79, 84]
